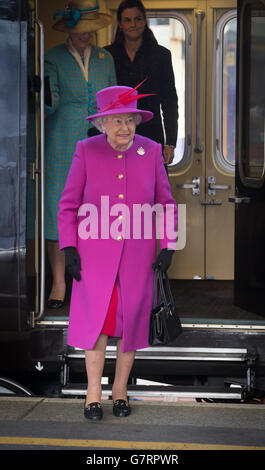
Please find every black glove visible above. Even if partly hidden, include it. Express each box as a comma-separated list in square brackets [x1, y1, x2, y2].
[152, 248, 174, 273]
[64, 246, 81, 281]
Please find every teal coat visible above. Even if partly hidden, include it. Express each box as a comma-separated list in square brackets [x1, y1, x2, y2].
[44, 44, 116, 239]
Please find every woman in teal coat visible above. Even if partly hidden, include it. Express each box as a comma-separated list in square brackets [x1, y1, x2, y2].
[45, 1, 116, 308]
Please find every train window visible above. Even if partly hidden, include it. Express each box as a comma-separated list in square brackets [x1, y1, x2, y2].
[241, 6, 265, 183]
[215, 11, 237, 172]
[148, 13, 192, 168]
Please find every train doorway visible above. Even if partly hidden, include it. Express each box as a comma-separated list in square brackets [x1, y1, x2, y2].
[28, 0, 265, 329]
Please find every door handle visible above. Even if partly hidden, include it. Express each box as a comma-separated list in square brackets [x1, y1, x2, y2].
[208, 176, 231, 196]
[228, 196, 251, 204]
[200, 200, 222, 206]
[209, 184, 231, 190]
[176, 176, 200, 196]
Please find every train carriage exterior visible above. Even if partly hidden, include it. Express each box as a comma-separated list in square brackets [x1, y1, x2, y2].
[0, 0, 265, 400]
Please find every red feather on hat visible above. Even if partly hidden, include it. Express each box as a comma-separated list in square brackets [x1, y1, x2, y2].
[100, 78, 155, 113]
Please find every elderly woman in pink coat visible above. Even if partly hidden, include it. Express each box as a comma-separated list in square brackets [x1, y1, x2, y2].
[57, 83, 178, 421]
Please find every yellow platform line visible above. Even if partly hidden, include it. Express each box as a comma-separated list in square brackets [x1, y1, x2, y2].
[0, 437, 264, 450]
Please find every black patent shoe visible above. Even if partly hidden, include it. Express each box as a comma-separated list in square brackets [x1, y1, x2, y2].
[84, 402, 103, 421]
[47, 299, 64, 309]
[113, 399, 131, 417]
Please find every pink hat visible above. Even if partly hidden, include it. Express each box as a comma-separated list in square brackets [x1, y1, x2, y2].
[86, 81, 154, 123]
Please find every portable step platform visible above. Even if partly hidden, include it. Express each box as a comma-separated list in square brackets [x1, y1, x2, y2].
[60, 346, 256, 401]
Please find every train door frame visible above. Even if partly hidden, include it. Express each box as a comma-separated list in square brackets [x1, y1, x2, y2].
[23, 0, 46, 326]
[233, 0, 265, 317]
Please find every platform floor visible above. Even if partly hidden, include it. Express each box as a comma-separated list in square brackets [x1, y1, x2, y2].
[0, 397, 265, 451]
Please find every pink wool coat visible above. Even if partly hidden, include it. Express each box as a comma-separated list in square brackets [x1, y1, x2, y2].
[58, 134, 178, 352]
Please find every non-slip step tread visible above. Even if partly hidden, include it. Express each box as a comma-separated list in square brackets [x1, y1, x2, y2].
[66, 346, 249, 362]
[61, 383, 243, 400]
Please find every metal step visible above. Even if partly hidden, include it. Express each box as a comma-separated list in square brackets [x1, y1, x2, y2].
[66, 346, 249, 362]
[61, 347, 250, 401]
[61, 383, 244, 400]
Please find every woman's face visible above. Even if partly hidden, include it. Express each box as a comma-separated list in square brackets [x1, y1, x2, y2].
[102, 114, 137, 150]
[119, 7, 146, 42]
[70, 32, 94, 55]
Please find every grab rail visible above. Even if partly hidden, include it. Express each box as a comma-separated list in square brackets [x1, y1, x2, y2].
[34, 18, 45, 322]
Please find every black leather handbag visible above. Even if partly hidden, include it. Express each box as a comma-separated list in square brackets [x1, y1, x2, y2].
[149, 268, 182, 346]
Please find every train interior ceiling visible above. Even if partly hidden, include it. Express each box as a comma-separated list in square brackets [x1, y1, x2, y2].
[27, 0, 265, 328]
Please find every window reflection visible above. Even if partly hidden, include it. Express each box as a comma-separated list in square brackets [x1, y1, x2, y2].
[149, 17, 186, 165]
[222, 18, 237, 165]
[245, 12, 265, 179]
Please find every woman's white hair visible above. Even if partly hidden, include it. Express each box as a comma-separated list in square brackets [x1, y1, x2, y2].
[91, 113, 142, 133]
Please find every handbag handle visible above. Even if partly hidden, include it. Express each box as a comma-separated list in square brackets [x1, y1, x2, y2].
[151, 268, 173, 310]
[151, 269, 160, 310]
[157, 269, 167, 306]
[162, 271, 175, 307]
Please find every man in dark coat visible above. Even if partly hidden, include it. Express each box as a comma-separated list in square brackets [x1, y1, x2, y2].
[105, 0, 178, 165]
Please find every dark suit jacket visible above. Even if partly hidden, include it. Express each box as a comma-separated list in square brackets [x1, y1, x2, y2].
[105, 38, 178, 147]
